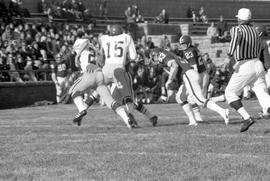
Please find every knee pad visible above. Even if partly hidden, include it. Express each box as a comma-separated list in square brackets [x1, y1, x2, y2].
[180, 101, 188, 106]
[229, 99, 243, 111]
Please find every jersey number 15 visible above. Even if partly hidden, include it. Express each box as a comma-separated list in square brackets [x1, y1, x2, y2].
[106, 41, 124, 58]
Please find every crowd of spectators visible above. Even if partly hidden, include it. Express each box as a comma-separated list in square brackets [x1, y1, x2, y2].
[0, 0, 30, 24]
[38, 0, 95, 24]
[0, 1, 236, 104]
[207, 16, 231, 43]
[0, 21, 97, 82]
[187, 6, 208, 24]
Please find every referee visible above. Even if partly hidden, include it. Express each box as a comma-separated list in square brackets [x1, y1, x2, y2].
[225, 8, 270, 132]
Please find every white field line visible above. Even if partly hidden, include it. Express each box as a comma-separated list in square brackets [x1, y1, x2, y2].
[33, 150, 264, 159]
[0, 132, 268, 139]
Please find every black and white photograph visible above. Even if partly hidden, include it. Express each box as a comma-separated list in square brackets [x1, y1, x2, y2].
[0, 0, 269, 180]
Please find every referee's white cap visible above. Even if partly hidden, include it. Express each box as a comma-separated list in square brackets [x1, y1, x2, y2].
[236, 8, 252, 21]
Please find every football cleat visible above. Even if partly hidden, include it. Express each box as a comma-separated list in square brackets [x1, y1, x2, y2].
[73, 110, 87, 126]
[127, 113, 139, 128]
[149, 115, 158, 126]
[258, 108, 270, 119]
[240, 117, 255, 132]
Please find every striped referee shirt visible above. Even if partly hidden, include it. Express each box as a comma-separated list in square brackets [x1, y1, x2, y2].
[228, 24, 261, 61]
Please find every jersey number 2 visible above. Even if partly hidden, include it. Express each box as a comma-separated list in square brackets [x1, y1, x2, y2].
[106, 41, 124, 58]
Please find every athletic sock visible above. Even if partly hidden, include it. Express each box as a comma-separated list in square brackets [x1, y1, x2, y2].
[115, 106, 130, 126]
[237, 107, 250, 120]
[182, 104, 197, 124]
[135, 102, 154, 119]
[192, 104, 203, 122]
[206, 100, 226, 117]
[73, 96, 87, 112]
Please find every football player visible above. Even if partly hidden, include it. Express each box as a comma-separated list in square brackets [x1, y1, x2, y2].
[100, 25, 158, 126]
[51, 53, 69, 103]
[150, 48, 229, 126]
[254, 24, 270, 118]
[178, 35, 209, 122]
[84, 25, 158, 127]
[69, 38, 136, 128]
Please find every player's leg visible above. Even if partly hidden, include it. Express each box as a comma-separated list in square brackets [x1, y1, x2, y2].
[112, 69, 158, 126]
[200, 71, 210, 98]
[176, 84, 197, 125]
[113, 68, 134, 111]
[265, 70, 270, 93]
[184, 70, 229, 124]
[69, 72, 96, 125]
[250, 61, 270, 117]
[95, 71, 137, 128]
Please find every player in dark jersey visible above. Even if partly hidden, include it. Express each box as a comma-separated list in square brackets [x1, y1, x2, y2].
[51, 54, 69, 103]
[179, 35, 209, 122]
[150, 48, 230, 125]
[254, 24, 270, 118]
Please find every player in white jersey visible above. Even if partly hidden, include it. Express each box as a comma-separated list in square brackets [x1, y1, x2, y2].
[69, 38, 136, 128]
[98, 25, 158, 127]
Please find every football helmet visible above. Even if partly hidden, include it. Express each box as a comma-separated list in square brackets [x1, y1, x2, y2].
[179, 35, 192, 50]
[150, 48, 162, 64]
[109, 24, 123, 36]
[254, 24, 267, 36]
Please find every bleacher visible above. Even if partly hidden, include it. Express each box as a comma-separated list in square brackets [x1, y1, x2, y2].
[16, 13, 270, 37]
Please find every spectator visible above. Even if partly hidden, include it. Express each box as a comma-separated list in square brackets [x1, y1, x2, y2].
[6, 52, 23, 82]
[0, 56, 10, 81]
[198, 6, 208, 23]
[186, 7, 193, 18]
[146, 37, 155, 49]
[155, 9, 169, 24]
[207, 22, 219, 43]
[97, 0, 108, 18]
[38, 0, 49, 14]
[191, 9, 199, 24]
[159, 35, 171, 50]
[217, 15, 230, 42]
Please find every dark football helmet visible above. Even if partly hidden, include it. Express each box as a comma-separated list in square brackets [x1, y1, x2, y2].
[109, 24, 123, 36]
[179, 35, 192, 50]
[254, 24, 267, 36]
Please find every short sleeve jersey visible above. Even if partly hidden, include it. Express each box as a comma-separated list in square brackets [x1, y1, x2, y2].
[51, 61, 68, 78]
[79, 50, 97, 72]
[155, 48, 191, 74]
[181, 46, 206, 73]
[100, 33, 137, 67]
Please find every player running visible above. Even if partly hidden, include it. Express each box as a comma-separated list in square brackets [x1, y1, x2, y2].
[178, 35, 210, 122]
[150, 48, 229, 126]
[82, 25, 158, 127]
[69, 38, 136, 128]
[100, 25, 158, 127]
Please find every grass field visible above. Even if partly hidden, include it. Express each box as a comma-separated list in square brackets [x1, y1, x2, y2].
[0, 100, 269, 181]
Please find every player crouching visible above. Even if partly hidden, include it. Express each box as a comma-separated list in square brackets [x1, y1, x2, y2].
[69, 38, 137, 128]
